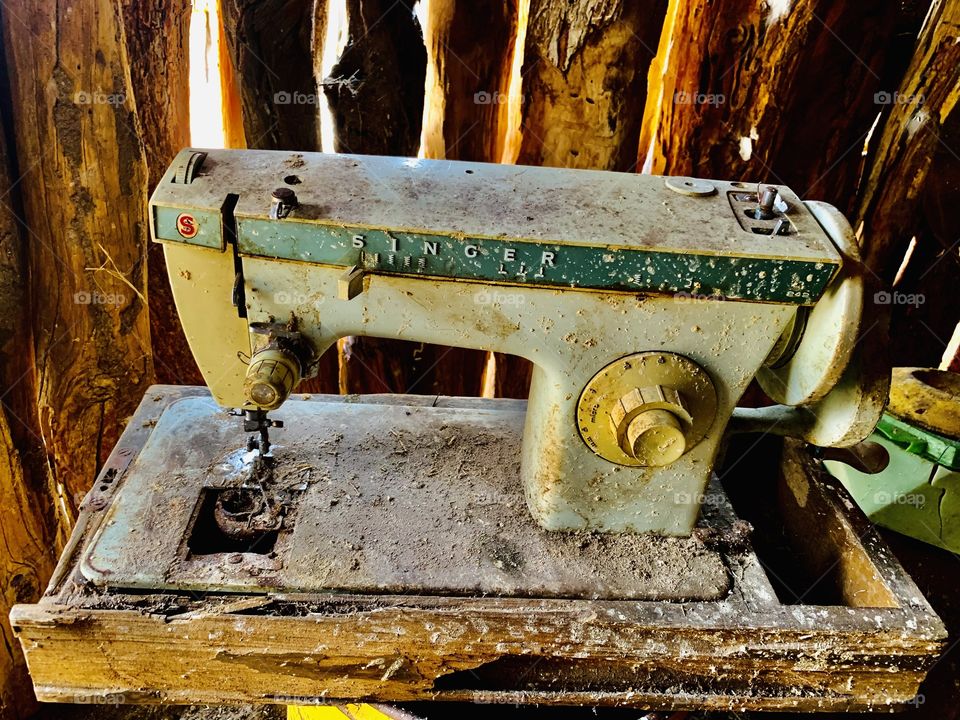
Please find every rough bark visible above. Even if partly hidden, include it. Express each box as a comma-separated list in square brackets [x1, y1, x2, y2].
[0, 18, 65, 720]
[217, 2, 248, 149]
[0, 406, 54, 720]
[421, 0, 518, 163]
[324, 0, 480, 396]
[121, 0, 203, 387]
[1, 0, 154, 520]
[220, 0, 321, 150]
[883, 109, 960, 369]
[324, 0, 425, 156]
[496, 0, 665, 398]
[516, 0, 666, 172]
[856, 0, 960, 279]
[641, 0, 929, 214]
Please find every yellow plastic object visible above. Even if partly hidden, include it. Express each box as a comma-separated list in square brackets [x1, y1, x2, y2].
[288, 704, 396, 720]
[887, 367, 960, 439]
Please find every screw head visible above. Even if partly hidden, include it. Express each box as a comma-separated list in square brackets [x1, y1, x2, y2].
[272, 187, 297, 202]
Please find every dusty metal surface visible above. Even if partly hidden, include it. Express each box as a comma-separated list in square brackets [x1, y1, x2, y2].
[149, 150, 883, 536]
[151, 149, 842, 302]
[81, 392, 731, 599]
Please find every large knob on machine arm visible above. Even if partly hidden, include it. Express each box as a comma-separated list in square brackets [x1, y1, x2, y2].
[577, 352, 718, 467]
[611, 386, 689, 466]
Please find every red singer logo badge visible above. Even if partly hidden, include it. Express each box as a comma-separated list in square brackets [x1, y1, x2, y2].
[176, 213, 199, 239]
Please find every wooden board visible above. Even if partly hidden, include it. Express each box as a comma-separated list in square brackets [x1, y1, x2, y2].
[10, 388, 946, 711]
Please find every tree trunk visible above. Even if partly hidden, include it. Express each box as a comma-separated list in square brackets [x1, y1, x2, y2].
[421, 0, 518, 163]
[0, 406, 53, 720]
[324, 0, 425, 156]
[121, 0, 203, 387]
[641, 0, 929, 214]
[325, 0, 481, 396]
[419, 0, 520, 396]
[0, 64, 57, 720]
[220, 0, 321, 150]
[1, 0, 154, 520]
[856, 0, 960, 279]
[217, 2, 248, 148]
[220, 0, 338, 393]
[516, 0, 666, 172]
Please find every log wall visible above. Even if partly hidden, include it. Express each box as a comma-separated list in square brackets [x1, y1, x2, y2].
[0, 0, 957, 715]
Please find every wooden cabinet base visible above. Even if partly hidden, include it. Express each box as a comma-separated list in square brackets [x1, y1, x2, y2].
[9, 388, 945, 711]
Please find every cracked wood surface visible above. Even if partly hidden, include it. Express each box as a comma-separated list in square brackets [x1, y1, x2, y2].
[121, 0, 203, 388]
[7, 390, 946, 712]
[1, 0, 154, 522]
[640, 0, 929, 216]
[856, 0, 960, 278]
[0, 97, 58, 720]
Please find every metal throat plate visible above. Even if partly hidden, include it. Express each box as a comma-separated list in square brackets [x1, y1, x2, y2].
[81, 392, 735, 600]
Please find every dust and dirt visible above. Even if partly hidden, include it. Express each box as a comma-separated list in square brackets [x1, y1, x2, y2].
[33, 704, 282, 720]
[81, 398, 732, 600]
[272, 413, 730, 600]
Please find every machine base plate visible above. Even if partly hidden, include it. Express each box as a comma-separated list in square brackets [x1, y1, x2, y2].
[81, 391, 729, 600]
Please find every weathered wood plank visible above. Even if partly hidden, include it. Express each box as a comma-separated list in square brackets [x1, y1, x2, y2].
[0, 72, 58, 720]
[516, 0, 666, 172]
[1, 0, 154, 520]
[8, 388, 945, 711]
[10, 600, 942, 711]
[121, 0, 204, 387]
[414, 0, 517, 395]
[220, 0, 321, 150]
[856, 0, 960, 279]
[421, 0, 518, 163]
[323, 0, 482, 396]
[496, 0, 666, 398]
[219, 0, 338, 393]
[641, 0, 929, 215]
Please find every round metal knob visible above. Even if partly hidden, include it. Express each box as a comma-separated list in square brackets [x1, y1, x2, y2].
[611, 385, 691, 466]
[622, 408, 686, 465]
[243, 348, 301, 410]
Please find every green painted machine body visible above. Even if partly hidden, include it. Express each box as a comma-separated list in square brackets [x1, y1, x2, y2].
[151, 149, 841, 304]
[147, 148, 879, 535]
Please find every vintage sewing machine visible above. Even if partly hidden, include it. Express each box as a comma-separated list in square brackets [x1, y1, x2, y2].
[151, 148, 885, 534]
[12, 149, 945, 711]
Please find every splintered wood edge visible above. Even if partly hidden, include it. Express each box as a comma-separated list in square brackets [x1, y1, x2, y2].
[9, 386, 948, 711]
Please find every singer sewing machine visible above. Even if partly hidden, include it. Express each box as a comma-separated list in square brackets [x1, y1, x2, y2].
[11, 149, 945, 711]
